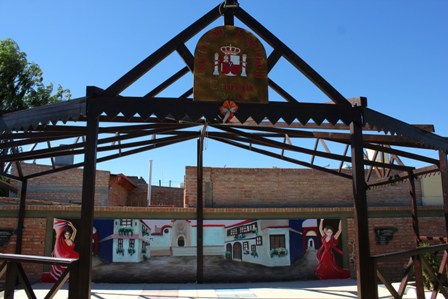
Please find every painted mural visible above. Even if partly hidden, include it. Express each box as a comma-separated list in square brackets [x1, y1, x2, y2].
[48, 218, 350, 283]
[50, 219, 80, 281]
[315, 219, 350, 279]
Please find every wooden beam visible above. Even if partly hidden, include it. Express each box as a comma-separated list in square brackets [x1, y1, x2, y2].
[210, 126, 414, 172]
[0, 124, 196, 163]
[0, 132, 82, 148]
[196, 125, 206, 283]
[368, 165, 439, 188]
[23, 134, 198, 180]
[350, 117, 377, 299]
[267, 49, 282, 72]
[0, 97, 87, 133]
[228, 119, 436, 133]
[235, 7, 351, 107]
[408, 172, 425, 298]
[310, 138, 319, 165]
[103, 5, 221, 96]
[213, 125, 355, 164]
[76, 90, 100, 299]
[4, 262, 18, 299]
[179, 88, 193, 98]
[176, 44, 195, 71]
[440, 150, 448, 240]
[338, 144, 349, 173]
[144, 67, 190, 98]
[364, 108, 448, 151]
[319, 139, 331, 153]
[268, 78, 299, 103]
[372, 244, 448, 261]
[376, 269, 400, 298]
[209, 135, 353, 180]
[15, 179, 27, 254]
[16, 263, 37, 299]
[326, 96, 368, 107]
[365, 150, 379, 181]
[223, 0, 237, 25]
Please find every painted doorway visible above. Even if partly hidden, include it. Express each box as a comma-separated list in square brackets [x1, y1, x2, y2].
[177, 236, 185, 247]
[233, 242, 242, 260]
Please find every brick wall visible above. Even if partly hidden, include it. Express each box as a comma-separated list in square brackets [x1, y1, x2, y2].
[128, 184, 148, 207]
[108, 182, 128, 206]
[150, 186, 184, 207]
[347, 216, 446, 282]
[0, 204, 445, 284]
[184, 167, 421, 208]
[11, 163, 163, 207]
[108, 181, 148, 207]
[0, 217, 47, 282]
[11, 163, 110, 206]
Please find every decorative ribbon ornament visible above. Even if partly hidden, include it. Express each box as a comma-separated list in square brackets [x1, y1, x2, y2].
[219, 100, 238, 123]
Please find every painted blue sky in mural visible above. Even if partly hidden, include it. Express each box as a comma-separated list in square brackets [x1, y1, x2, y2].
[1, 1, 447, 186]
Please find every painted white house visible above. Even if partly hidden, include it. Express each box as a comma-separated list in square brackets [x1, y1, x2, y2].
[224, 219, 304, 267]
[112, 219, 151, 262]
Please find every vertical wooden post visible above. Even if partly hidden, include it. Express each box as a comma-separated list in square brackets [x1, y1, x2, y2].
[15, 179, 27, 254]
[439, 150, 448, 294]
[341, 218, 350, 268]
[408, 172, 420, 240]
[223, 0, 237, 26]
[350, 114, 377, 299]
[68, 260, 79, 299]
[439, 150, 448, 238]
[4, 262, 17, 299]
[196, 126, 206, 283]
[71, 89, 99, 299]
[408, 172, 425, 298]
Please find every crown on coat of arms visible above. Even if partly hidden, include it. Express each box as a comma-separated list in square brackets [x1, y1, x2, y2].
[220, 44, 241, 55]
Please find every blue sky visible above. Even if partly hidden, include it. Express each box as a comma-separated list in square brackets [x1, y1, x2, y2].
[1, 1, 447, 187]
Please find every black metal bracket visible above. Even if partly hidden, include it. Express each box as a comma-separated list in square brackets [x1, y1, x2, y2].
[0, 228, 16, 247]
[374, 227, 398, 245]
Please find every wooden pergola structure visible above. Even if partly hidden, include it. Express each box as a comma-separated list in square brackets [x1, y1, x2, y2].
[1, 1, 448, 298]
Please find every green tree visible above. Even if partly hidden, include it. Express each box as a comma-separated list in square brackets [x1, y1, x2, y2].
[0, 38, 71, 112]
[0, 38, 71, 196]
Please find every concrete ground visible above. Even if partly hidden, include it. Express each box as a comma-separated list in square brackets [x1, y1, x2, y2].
[2, 279, 434, 299]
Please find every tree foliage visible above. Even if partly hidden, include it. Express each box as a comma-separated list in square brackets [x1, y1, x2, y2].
[0, 38, 71, 112]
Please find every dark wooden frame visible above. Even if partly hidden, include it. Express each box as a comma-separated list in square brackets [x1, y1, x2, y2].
[372, 244, 448, 299]
[0, 253, 79, 299]
[1, 2, 448, 299]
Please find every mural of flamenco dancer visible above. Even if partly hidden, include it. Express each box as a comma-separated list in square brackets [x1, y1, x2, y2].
[315, 219, 350, 280]
[50, 218, 79, 281]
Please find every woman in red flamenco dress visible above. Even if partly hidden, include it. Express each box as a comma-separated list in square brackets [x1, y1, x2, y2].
[50, 219, 79, 281]
[315, 219, 350, 280]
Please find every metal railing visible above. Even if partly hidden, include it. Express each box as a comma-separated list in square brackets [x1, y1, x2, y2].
[372, 243, 448, 299]
[0, 253, 78, 299]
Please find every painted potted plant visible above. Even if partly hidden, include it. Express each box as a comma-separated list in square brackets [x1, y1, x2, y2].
[270, 247, 288, 258]
[118, 226, 134, 236]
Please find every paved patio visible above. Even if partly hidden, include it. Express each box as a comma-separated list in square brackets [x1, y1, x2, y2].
[2, 279, 431, 299]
